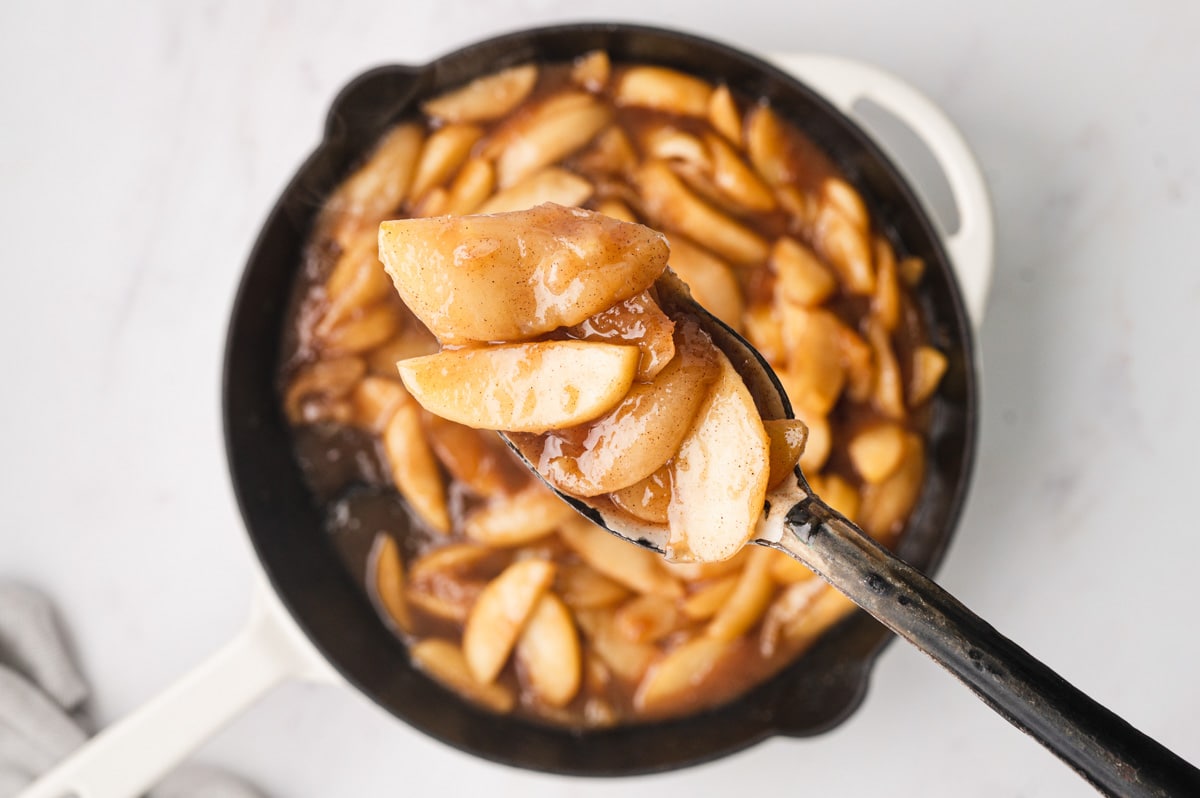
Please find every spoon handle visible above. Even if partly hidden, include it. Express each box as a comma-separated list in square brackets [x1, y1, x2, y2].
[775, 495, 1200, 797]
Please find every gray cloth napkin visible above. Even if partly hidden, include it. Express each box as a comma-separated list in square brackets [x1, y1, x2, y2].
[0, 580, 268, 798]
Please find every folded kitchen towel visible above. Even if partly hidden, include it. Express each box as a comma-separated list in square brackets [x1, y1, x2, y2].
[0, 580, 268, 798]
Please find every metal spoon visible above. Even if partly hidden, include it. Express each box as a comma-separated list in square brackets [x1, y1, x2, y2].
[505, 271, 1200, 798]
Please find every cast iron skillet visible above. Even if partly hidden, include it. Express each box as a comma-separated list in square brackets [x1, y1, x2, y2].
[223, 23, 977, 775]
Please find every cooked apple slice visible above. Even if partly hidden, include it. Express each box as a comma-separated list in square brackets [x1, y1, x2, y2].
[706, 132, 777, 213]
[409, 123, 484, 201]
[370, 533, 412, 633]
[558, 517, 683, 599]
[909, 345, 948, 406]
[421, 63, 538, 124]
[570, 49, 611, 91]
[763, 418, 808, 488]
[424, 415, 526, 498]
[665, 235, 744, 332]
[410, 639, 515, 713]
[492, 92, 612, 188]
[813, 473, 861, 522]
[608, 465, 672, 524]
[462, 559, 556, 684]
[475, 167, 593, 214]
[636, 160, 769, 266]
[534, 319, 721, 496]
[378, 203, 668, 344]
[464, 483, 577, 547]
[772, 236, 836, 307]
[848, 420, 906, 484]
[707, 84, 742, 145]
[705, 546, 775, 640]
[397, 340, 640, 433]
[634, 635, 727, 716]
[859, 433, 926, 541]
[615, 66, 713, 116]
[567, 290, 676, 380]
[556, 562, 631, 610]
[573, 607, 660, 683]
[680, 574, 739, 620]
[666, 352, 770, 562]
[382, 401, 450, 534]
[514, 592, 581, 708]
[613, 594, 682, 644]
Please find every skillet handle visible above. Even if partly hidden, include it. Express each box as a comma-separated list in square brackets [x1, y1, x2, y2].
[18, 582, 331, 798]
[774, 496, 1200, 797]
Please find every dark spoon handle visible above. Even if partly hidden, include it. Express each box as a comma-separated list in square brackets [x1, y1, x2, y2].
[774, 496, 1200, 797]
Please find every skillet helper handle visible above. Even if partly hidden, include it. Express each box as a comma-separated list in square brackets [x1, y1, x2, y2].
[18, 587, 317, 798]
[774, 497, 1200, 797]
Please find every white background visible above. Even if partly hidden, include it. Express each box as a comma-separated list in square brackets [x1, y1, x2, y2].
[3, 1, 1199, 796]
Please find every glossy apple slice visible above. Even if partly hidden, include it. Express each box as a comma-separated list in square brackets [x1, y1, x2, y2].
[533, 318, 721, 497]
[397, 340, 640, 434]
[378, 203, 668, 344]
[665, 352, 770, 562]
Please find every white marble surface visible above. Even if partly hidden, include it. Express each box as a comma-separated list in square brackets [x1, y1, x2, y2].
[3, 1, 1199, 795]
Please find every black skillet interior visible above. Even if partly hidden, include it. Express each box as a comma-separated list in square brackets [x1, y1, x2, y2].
[223, 22, 978, 776]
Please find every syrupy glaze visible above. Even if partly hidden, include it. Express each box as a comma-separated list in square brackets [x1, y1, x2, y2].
[279, 55, 945, 728]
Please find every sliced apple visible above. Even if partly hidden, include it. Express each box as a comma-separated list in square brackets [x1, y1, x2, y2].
[615, 66, 713, 116]
[636, 160, 769, 266]
[492, 92, 612, 188]
[567, 290, 676, 380]
[778, 304, 846, 415]
[475, 166, 594, 214]
[613, 594, 682, 644]
[463, 483, 577, 547]
[707, 84, 742, 145]
[665, 235, 744, 331]
[370, 533, 412, 633]
[573, 607, 660, 683]
[397, 340, 640, 433]
[847, 420, 906, 484]
[410, 123, 484, 200]
[558, 517, 683, 599]
[680, 574, 739, 620]
[378, 203, 668, 344]
[424, 415, 526, 498]
[909, 345, 948, 406]
[462, 559, 556, 684]
[556, 562, 631, 610]
[859, 433, 926, 541]
[706, 132, 777, 213]
[514, 592, 581, 708]
[535, 319, 721, 496]
[705, 546, 775, 640]
[813, 473, 861, 523]
[666, 352, 770, 562]
[772, 236, 836, 307]
[763, 418, 808, 489]
[608, 465, 672, 524]
[420, 63, 538, 124]
[382, 401, 450, 534]
[409, 639, 515, 713]
[634, 635, 727, 715]
[570, 49, 611, 91]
